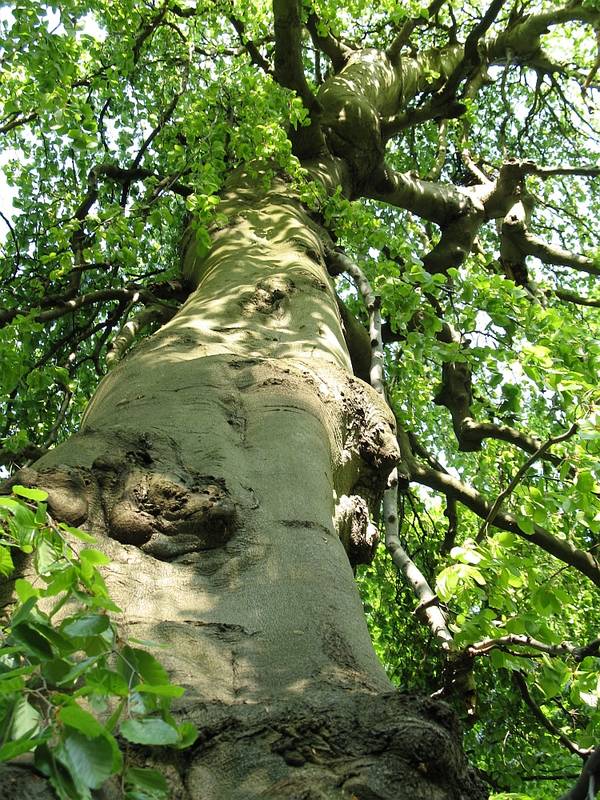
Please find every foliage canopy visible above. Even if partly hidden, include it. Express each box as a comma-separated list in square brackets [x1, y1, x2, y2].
[0, 0, 599, 797]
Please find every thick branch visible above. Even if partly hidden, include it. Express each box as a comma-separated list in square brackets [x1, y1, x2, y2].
[505, 219, 600, 276]
[306, 13, 353, 72]
[488, 4, 600, 69]
[273, 0, 321, 114]
[560, 747, 600, 800]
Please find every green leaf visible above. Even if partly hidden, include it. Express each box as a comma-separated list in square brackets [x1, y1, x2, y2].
[61, 614, 110, 638]
[58, 704, 104, 738]
[85, 668, 130, 697]
[175, 721, 198, 749]
[118, 647, 169, 687]
[79, 548, 110, 565]
[35, 744, 88, 800]
[0, 547, 14, 577]
[0, 736, 49, 762]
[11, 696, 41, 739]
[124, 767, 168, 798]
[120, 717, 179, 745]
[12, 485, 48, 502]
[14, 579, 38, 602]
[57, 731, 116, 790]
[10, 622, 54, 660]
[59, 524, 96, 543]
[135, 683, 185, 698]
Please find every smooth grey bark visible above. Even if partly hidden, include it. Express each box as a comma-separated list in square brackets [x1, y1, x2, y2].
[3, 167, 486, 799]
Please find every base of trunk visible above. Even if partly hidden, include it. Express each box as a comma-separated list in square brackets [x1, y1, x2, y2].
[0, 691, 486, 800]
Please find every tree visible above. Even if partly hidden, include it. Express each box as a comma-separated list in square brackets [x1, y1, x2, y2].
[0, 0, 599, 797]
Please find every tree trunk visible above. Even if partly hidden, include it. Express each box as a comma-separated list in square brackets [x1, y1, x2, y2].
[5, 168, 486, 799]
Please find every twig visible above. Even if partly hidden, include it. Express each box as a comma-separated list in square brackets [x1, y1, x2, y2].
[513, 671, 591, 759]
[477, 423, 578, 540]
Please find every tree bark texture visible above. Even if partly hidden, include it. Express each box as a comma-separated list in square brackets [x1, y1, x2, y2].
[3, 167, 487, 799]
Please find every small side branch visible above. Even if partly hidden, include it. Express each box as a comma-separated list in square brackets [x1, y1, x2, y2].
[229, 13, 273, 74]
[106, 303, 177, 368]
[478, 423, 578, 540]
[513, 671, 591, 759]
[387, 0, 446, 62]
[400, 442, 600, 587]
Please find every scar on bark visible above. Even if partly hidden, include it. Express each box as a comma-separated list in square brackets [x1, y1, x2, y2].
[6, 448, 239, 563]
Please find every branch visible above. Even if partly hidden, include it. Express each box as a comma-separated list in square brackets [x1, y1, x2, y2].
[442, 0, 511, 98]
[229, 12, 273, 74]
[273, 0, 321, 114]
[0, 287, 159, 329]
[502, 208, 600, 276]
[560, 747, 600, 800]
[513, 671, 591, 759]
[0, 210, 21, 272]
[468, 634, 600, 661]
[328, 248, 453, 648]
[305, 13, 353, 72]
[106, 303, 177, 368]
[488, 4, 600, 68]
[478, 423, 578, 540]
[120, 92, 185, 206]
[399, 437, 600, 587]
[386, 0, 446, 62]
[529, 165, 600, 178]
[384, 478, 454, 650]
[552, 289, 600, 309]
[0, 112, 38, 134]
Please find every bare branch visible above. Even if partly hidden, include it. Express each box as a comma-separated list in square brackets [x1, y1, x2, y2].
[387, 0, 446, 62]
[384, 478, 454, 649]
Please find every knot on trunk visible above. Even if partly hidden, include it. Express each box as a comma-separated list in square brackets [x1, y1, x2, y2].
[334, 494, 379, 565]
[101, 471, 238, 561]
